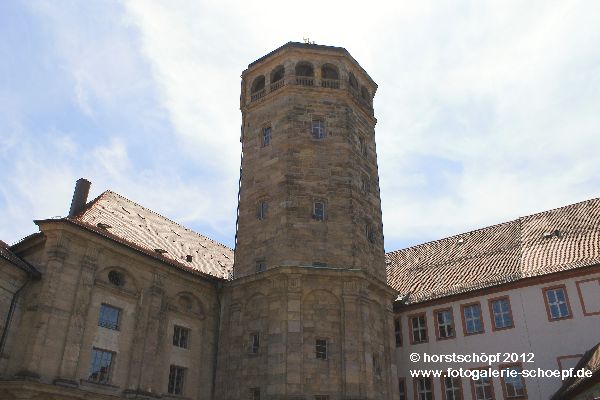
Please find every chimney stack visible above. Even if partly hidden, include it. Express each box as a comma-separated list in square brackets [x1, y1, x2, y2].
[68, 178, 91, 217]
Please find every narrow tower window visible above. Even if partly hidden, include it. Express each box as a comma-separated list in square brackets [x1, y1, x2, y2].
[312, 120, 325, 139]
[366, 224, 375, 243]
[248, 332, 260, 354]
[255, 260, 266, 273]
[261, 127, 271, 147]
[257, 200, 268, 220]
[313, 201, 326, 221]
[316, 338, 328, 359]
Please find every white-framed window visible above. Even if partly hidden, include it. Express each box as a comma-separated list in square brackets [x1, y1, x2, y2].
[88, 348, 115, 384]
[435, 308, 455, 339]
[172, 325, 189, 349]
[462, 303, 484, 334]
[316, 338, 328, 360]
[409, 314, 427, 344]
[490, 297, 514, 329]
[415, 377, 433, 400]
[501, 365, 527, 398]
[312, 120, 325, 139]
[168, 365, 186, 395]
[471, 372, 494, 400]
[543, 285, 572, 320]
[443, 376, 462, 400]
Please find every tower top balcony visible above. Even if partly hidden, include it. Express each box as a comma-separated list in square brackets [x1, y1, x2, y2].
[241, 42, 377, 116]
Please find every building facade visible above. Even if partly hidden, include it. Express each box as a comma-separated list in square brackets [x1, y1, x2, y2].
[0, 42, 598, 400]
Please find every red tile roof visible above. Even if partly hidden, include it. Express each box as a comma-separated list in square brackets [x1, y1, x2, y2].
[386, 197, 600, 304]
[69, 191, 233, 279]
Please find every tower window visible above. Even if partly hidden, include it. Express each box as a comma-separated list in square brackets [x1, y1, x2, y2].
[248, 332, 260, 354]
[312, 120, 325, 139]
[313, 201, 326, 221]
[255, 260, 266, 273]
[261, 127, 271, 147]
[257, 200, 268, 219]
[366, 224, 375, 243]
[316, 338, 328, 360]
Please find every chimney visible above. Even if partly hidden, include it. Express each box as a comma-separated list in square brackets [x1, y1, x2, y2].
[68, 178, 91, 217]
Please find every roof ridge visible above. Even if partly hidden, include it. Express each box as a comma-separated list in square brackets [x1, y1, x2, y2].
[386, 195, 600, 257]
[519, 195, 600, 220]
[386, 218, 519, 257]
[81, 190, 233, 252]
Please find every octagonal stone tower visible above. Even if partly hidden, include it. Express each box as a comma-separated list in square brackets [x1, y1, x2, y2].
[215, 42, 398, 400]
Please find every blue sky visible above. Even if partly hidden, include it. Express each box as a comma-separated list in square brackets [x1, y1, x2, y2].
[1, 1, 599, 252]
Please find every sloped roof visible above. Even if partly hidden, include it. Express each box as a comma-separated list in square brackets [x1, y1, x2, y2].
[0, 240, 41, 278]
[66, 191, 233, 280]
[552, 342, 600, 399]
[386, 197, 600, 304]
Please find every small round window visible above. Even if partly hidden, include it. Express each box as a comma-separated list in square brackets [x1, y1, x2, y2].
[108, 270, 125, 287]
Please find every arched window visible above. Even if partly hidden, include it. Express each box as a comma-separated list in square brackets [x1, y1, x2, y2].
[321, 64, 339, 88]
[321, 64, 339, 79]
[295, 62, 314, 86]
[349, 72, 358, 90]
[250, 75, 266, 101]
[251, 75, 265, 93]
[270, 65, 285, 91]
[295, 62, 314, 77]
[271, 65, 284, 82]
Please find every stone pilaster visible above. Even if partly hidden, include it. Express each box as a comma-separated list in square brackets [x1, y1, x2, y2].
[56, 245, 98, 383]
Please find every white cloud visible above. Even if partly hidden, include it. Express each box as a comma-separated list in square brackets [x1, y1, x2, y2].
[1, 0, 599, 252]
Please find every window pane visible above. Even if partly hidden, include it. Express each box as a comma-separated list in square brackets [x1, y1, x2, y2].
[89, 348, 114, 384]
[98, 304, 120, 330]
[262, 127, 271, 146]
[312, 121, 325, 139]
[316, 339, 327, 359]
[314, 202, 325, 221]
[168, 365, 186, 395]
